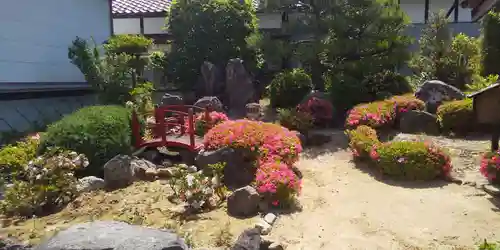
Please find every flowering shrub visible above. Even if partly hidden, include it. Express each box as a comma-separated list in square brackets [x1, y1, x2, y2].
[268, 68, 313, 108]
[0, 135, 39, 183]
[0, 148, 89, 216]
[387, 94, 425, 115]
[480, 150, 500, 184]
[345, 101, 395, 129]
[255, 162, 302, 207]
[370, 141, 452, 180]
[185, 111, 229, 136]
[346, 125, 380, 160]
[277, 108, 314, 133]
[204, 120, 302, 166]
[437, 99, 474, 135]
[297, 97, 334, 126]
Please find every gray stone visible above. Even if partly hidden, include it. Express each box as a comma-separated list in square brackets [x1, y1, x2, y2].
[103, 155, 134, 189]
[186, 165, 198, 173]
[76, 176, 105, 193]
[194, 96, 224, 112]
[263, 213, 277, 225]
[415, 80, 466, 113]
[399, 110, 439, 135]
[483, 184, 500, 197]
[34, 221, 189, 250]
[268, 242, 285, 250]
[198, 61, 224, 98]
[161, 93, 184, 106]
[230, 228, 261, 250]
[139, 150, 161, 164]
[0, 237, 32, 250]
[196, 148, 256, 188]
[225, 58, 255, 117]
[227, 186, 260, 217]
[254, 220, 271, 235]
[131, 158, 158, 180]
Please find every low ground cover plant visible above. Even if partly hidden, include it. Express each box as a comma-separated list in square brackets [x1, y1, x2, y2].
[436, 99, 474, 135]
[346, 125, 380, 161]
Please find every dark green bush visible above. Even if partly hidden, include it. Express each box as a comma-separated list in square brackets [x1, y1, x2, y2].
[277, 108, 314, 134]
[269, 69, 313, 108]
[436, 99, 474, 135]
[371, 141, 452, 180]
[361, 70, 413, 100]
[346, 125, 380, 160]
[40, 105, 132, 176]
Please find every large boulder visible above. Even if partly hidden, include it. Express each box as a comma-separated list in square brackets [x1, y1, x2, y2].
[230, 228, 261, 250]
[197, 61, 225, 98]
[195, 148, 256, 188]
[34, 221, 189, 250]
[161, 93, 184, 106]
[225, 58, 255, 117]
[227, 186, 260, 217]
[399, 110, 440, 135]
[103, 155, 134, 189]
[415, 80, 466, 113]
[194, 96, 224, 112]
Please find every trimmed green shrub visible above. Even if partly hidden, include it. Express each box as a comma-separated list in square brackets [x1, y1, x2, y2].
[361, 70, 413, 100]
[387, 94, 426, 114]
[436, 99, 474, 135]
[40, 105, 132, 176]
[277, 108, 314, 134]
[346, 125, 380, 160]
[345, 100, 396, 129]
[268, 69, 313, 108]
[370, 141, 452, 180]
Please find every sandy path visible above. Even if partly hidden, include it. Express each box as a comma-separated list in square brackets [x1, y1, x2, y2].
[270, 132, 500, 250]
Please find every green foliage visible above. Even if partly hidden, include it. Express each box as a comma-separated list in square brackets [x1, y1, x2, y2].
[149, 51, 167, 70]
[479, 239, 500, 250]
[68, 37, 134, 104]
[0, 148, 89, 217]
[410, 11, 482, 89]
[371, 141, 451, 181]
[0, 137, 39, 182]
[104, 34, 152, 55]
[166, 0, 260, 91]
[40, 105, 132, 176]
[467, 74, 499, 93]
[128, 82, 155, 119]
[277, 108, 314, 133]
[346, 125, 380, 160]
[268, 69, 313, 108]
[436, 99, 474, 135]
[482, 6, 500, 76]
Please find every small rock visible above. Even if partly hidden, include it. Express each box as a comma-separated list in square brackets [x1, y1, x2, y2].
[161, 159, 173, 168]
[269, 242, 285, 250]
[157, 168, 175, 178]
[230, 228, 261, 250]
[227, 186, 260, 217]
[178, 164, 189, 170]
[194, 96, 224, 112]
[76, 176, 105, 193]
[255, 220, 271, 235]
[139, 150, 160, 164]
[161, 93, 184, 106]
[145, 168, 158, 180]
[399, 110, 439, 135]
[187, 165, 198, 173]
[483, 184, 500, 197]
[103, 155, 134, 189]
[263, 213, 277, 225]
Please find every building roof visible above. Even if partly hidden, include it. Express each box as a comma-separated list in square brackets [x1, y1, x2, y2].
[467, 83, 500, 98]
[112, 0, 261, 16]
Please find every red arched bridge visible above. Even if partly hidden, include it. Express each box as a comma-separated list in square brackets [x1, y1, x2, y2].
[131, 105, 211, 153]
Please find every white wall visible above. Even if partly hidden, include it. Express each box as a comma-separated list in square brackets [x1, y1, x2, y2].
[114, 18, 141, 34]
[144, 17, 168, 34]
[0, 0, 111, 85]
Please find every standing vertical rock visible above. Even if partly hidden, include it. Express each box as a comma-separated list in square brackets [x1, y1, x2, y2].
[225, 59, 255, 117]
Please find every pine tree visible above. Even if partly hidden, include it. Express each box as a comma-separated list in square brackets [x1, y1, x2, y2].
[481, 3, 500, 76]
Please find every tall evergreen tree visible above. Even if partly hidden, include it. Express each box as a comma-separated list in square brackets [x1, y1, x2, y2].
[481, 3, 500, 76]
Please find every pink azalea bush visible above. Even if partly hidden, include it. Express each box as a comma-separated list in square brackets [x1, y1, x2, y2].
[345, 100, 396, 129]
[297, 97, 334, 126]
[369, 140, 452, 180]
[387, 94, 425, 115]
[204, 120, 302, 166]
[255, 162, 302, 207]
[345, 125, 380, 160]
[185, 111, 229, 136]
[480, 151, 500, 184]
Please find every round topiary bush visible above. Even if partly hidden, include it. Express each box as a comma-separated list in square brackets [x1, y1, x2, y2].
[268, 68, 313, 108]
[203, 120, 302, 166]
[346, 125, 380, 160]
[370, 141, 452, 180]
[387, 94, 426, 115]
[436, 99, 474, 135]
[480, 150, 500, 184]
[345, 100, 396, 129]
[40, 105, 133, 176]
[255, 161, 302, 208]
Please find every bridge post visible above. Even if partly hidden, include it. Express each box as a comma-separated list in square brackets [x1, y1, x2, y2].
[188, 108, 195, 149]
[131, 110, 143, 148]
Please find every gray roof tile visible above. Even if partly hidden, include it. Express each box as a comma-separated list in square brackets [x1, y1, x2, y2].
[112, 0, 262, 15]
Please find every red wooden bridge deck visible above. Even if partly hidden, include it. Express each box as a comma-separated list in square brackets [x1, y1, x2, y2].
[131, 105, 210, 152]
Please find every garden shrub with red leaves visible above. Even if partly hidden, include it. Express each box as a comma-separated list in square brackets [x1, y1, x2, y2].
[345, 125, 380, 160]
[297, 97, 334, 126]
[480, 150, 500, 184]
[255, 161, 302, 207]
[277, 108, 314, 134]
[345, 100, 396, 129]
[370, 141, 452, 180]
[387, 94, 425, 115]
[203, 120, 302, 166]
[185, 111, 229, 136]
